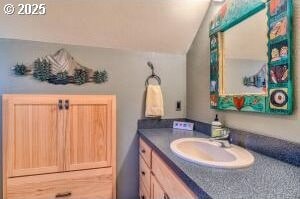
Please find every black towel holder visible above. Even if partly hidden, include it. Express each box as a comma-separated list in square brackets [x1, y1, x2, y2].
[145, 62, 161, 86]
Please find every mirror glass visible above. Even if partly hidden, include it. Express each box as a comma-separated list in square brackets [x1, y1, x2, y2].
[222, 7, 268, 96]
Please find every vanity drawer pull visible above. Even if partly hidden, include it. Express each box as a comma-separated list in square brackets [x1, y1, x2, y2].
[163, 193, 170, 199]
[55, 192, 72, 198]
[64, 100, 69, 110]
[58, 99, 63, 110]
[141, 171, 146, 176]
[141, 149, 146, 153]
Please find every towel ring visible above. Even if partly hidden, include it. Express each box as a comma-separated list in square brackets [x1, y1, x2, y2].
[145, 62, 161, 86]
[145, 75, 161, 86]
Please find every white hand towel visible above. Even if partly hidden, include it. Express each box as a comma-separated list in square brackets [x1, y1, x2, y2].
[145, 85, 164, 117]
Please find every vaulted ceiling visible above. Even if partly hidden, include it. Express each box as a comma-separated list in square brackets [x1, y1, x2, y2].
[0, 0, 210, 54]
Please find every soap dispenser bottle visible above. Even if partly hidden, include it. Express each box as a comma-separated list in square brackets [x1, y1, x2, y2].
[211, 114, 222, 137]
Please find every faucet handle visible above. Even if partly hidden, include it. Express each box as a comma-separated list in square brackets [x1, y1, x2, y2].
[221, 128, 230, 137]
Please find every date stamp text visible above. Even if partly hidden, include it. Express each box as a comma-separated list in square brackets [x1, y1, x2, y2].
[3, 4, 46, 15]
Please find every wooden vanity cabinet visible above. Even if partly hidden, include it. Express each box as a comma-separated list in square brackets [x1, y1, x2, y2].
[3, 95, 116, 199]
[139, 138, 196, 199]
[139, 138, 152, 167]
[150, 175, 165, 199]
[139, 139, 152, 199]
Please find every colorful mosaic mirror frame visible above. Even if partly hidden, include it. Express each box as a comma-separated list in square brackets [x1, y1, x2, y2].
[209, 0, 294, 115]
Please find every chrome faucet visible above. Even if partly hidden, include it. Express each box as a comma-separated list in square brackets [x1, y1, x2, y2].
[209, 128, 232, 148]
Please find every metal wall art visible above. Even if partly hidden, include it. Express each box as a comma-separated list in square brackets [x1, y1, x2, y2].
[12, 49, 108, 85]
[209, 0, 294, 115]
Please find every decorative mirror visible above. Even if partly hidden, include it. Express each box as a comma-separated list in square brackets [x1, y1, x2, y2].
[209, 0, 293, 115]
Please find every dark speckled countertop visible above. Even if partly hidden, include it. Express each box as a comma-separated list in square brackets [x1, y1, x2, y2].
[138, 128, 300, 199]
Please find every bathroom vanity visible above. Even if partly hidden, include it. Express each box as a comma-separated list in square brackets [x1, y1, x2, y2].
[139, 138, 196, 199]
[139, 128, 300, 199]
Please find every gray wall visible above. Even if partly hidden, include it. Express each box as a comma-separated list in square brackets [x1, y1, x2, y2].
[187, 2, 300, 143]
[0, 39, 187, 199]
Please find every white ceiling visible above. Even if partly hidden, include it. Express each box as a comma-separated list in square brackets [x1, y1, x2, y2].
[0, 0, 210, 54]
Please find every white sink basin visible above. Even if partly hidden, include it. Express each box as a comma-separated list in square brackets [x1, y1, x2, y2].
[170, 138, 254, 169]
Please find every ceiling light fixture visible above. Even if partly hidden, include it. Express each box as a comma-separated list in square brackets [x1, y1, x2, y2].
[212, 0, 225, 2]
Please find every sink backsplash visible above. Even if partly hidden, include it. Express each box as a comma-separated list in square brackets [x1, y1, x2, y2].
[138, 118, 300, 167]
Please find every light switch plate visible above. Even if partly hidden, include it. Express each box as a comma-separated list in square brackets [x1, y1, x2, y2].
[173, 121, 194, 131]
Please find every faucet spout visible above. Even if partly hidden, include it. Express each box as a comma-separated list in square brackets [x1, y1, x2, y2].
[209, 134, 229, 141]
[209, 128, 232, 148]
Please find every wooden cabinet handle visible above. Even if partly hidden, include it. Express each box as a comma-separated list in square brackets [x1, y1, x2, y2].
[58, 100, 63, 110]
[64, 100, 69, 110]
[163, 193, 170, 199]
[55, 192, 72, 198]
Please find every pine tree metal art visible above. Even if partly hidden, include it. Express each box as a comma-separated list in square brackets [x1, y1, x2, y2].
[33, 59, 52, 81]
[13, 64, 28, 76]
[12, 49, 108, 85]
[94, 70, 108, 84]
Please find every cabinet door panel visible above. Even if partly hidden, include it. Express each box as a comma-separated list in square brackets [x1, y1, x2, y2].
[4, 95, 64, 177]
[152, 152, 196, 199]
[140, 181, 150, 199]
[150, 174, 165, 199]
[65, 96, 114, 171]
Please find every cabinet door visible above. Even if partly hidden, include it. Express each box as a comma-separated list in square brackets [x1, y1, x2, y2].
[152, 152, 196, 199]
[65, 96, 116, 171]
[150, 174, 166, 199]
[3, 95, 65, 177]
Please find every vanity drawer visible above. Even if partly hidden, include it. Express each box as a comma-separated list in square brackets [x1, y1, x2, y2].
[139, 181, 150, 199]
[7, 168, 113, 199]
[139, 155, 151, 194]
[152, 152, 196, 199]
[139, 138, 152, 168]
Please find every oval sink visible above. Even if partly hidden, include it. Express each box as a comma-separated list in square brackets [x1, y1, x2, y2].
[170, 138, 254, 169]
